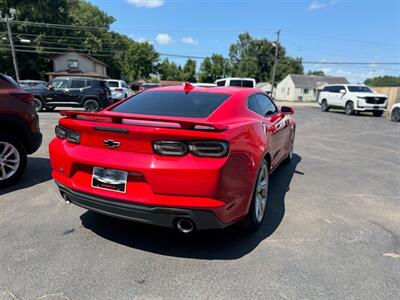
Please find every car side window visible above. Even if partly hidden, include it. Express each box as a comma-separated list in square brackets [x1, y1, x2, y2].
[230, 80, 241, 87]
[52, 79, 68, 89]
[70, 79, 86, 89]
[248, 95, 262, 115]
[242, 80, 254, 88]
[256, 94, 278, 116]
[248, 94, 278, 117]
[330, 86, 340, 93]
[216, 80, 226, 87]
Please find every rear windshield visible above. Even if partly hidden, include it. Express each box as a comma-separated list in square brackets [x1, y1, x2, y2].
[108, 81, 119, 87]
[111, 91, 230, 118]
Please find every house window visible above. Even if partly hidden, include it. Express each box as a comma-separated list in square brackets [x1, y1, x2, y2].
[287, 88, 290, 95]
[303, 88, 309, 95]
[67, 59, 79, 69]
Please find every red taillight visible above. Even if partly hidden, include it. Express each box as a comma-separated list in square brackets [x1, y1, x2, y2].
[115, 88, 123, 91]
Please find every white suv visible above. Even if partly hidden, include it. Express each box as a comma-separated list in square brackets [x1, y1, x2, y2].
[318, 84, 388, 116]
[106, 80, 132, 102]
[215, 78, 256, 88]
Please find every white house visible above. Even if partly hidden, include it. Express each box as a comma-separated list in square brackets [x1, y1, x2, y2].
[256, 82, 272, 93]
[47, 52, 108, 79]
[275, 74, 349, 101]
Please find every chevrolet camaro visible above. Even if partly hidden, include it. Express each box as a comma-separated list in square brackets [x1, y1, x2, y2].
[49, 83, 296, 233]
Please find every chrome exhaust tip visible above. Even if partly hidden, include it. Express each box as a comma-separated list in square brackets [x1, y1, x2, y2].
[176, 218, 195, 234]
[61, 192, 71, 204]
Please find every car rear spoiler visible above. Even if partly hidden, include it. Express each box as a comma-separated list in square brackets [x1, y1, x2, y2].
[59, 111, 228, 132]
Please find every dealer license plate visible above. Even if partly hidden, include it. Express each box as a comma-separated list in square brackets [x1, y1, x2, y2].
[92, 167, 128, 193]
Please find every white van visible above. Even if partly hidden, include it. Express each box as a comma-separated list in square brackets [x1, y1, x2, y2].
[215, 78, 256, 88]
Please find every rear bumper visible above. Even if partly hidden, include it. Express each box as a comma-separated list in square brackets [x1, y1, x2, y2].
[57, 182, 229, 230]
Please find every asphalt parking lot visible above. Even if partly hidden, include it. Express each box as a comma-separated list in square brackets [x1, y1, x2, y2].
[0, 106, 399, 299]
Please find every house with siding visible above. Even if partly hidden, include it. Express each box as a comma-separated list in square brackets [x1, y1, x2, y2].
[47, 52, 108, 79]
[275, 74, 349, 101]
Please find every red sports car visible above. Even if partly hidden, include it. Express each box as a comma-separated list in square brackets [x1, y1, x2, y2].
[49, 84, 295, 233]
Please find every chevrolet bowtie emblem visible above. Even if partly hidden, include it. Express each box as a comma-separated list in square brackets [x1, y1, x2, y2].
[103, 140, 121, 149]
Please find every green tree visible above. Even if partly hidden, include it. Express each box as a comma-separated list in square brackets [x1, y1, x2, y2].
[0, 0, 143, 80]
[122, 41, 159, 81]
[364, 76, 400, 87]
[159, 58, 181, 80]
[199, 54, 227, 83]
[180, 58, 197, 82]
[228, 32, 303, 82]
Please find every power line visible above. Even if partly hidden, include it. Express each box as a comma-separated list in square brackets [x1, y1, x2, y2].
[8, 20, 108, 31]
[4, 20, 398, 49]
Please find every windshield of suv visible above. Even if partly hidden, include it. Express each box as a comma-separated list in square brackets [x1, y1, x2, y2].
[347, 86, 373, 93]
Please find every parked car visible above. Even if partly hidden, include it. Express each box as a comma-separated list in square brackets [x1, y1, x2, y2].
[106, 79, 132, 102]
[27, 76, 112, 112]
[318, 84, 388, 116]
[18, 80, 47, 90]
[0, 74, 42, 188]
[390, 103, 400, 122]
[215, 77, 256, 88]
[49, 84, 296, 233]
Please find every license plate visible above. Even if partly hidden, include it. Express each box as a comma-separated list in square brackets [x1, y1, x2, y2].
[92, 167, 128, 193]
[374, 106, 379, 110]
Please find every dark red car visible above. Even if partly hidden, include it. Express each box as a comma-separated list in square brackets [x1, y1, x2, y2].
[0, 74, 42, 188]
[49, 84, 295, 232]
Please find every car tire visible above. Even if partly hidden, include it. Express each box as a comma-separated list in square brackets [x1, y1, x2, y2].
[33, 98, 43, 112]
[239, 160, 269, 232]
[391, 107, 400, 122]
[83, 99, 100, 112]
[345, 101, 354, 115]
[373, 110, 384, 117]
[321, 100, 329, 112]
[0, 134, 27, 188]
[284, 130, 295, 164]
[45, 106, 56, 112]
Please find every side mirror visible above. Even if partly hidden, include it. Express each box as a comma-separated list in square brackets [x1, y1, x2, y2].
[340, 89, 346, 94]
[281, 106, 295, 114]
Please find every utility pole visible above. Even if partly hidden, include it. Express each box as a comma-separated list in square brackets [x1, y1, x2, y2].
[270, 29, 280, 99]
[0, 9, 19, 81]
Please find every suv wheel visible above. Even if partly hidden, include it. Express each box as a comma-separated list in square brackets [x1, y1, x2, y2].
[33, 98, 43, 112]
[373, 110, 384, 117]
[321, 100, 329, 112]
[239, 160, 269, 232]
[83, 99, 100, 112]
[345, 102, 354, 115]
[391, 107, 400, 122]
[0, 134, 27, 188]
